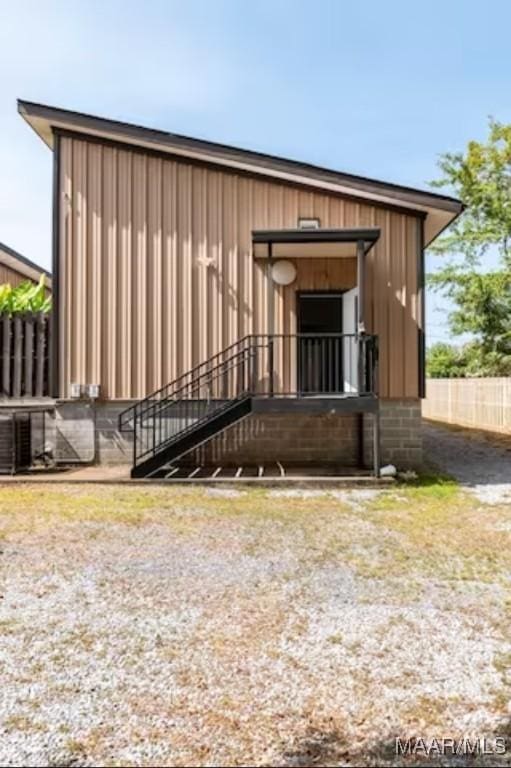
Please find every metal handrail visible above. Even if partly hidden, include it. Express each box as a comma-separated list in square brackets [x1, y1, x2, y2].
[119, 333, 376, 425]
[118, 335, 255, 431]
[131, 340, 259, 464]
[138, 347, 257, 428]
[119, 333, 379, 471]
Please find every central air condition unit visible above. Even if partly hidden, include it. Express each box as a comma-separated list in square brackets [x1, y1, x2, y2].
[0, 412, 31, 474]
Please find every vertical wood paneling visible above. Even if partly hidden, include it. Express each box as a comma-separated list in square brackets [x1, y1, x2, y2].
[373, 209, 390, 397]
[252, 181, 268, 338]
[72, 140, 87, 388]
[147, 157, 162, 394]
[87, 143, 102, 386]
[117, 151, 132, 398]
[0, 265, 40, 287]
[388, 213, 404, 396]
[359, 203, 375, 332]
[162, 161, 177, 384]
[161, 163, 171, 386]
[404, 218, 419, 396]
[237, 176, 252, 338]
[231, 177, 240, 345]
[132, 153, 147, 398]
[60, 138, 73, 396]
[59, 136, 423, 401]
[206, 172, 220, 364]
[102, 146, 117, 398]
[193, 167, 208, 367]
[178, 165, 192, 373]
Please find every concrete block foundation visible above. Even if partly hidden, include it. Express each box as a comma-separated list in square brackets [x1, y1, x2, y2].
[49, 398, 423, 470]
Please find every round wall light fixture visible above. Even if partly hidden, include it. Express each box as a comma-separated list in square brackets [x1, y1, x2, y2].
[271, 259, 297, 286]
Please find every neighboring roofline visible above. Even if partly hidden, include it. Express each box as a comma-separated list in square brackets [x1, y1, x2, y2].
[17, 99, 463, 216]
[0, 241, 52, 283]
[253, 227, 380, 254]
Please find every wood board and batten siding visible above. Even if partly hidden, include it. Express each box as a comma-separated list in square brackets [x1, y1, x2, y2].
[0, 243, 51, 288]
[0, 265, 28, 287]
[57, 134, 422, 401]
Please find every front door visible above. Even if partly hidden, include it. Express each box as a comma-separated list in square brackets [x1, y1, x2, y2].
[297, 293, 343, 393]
[342, 287, 358, 392]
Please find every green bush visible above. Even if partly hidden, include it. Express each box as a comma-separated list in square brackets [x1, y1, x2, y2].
[426, 342, 466, 378]
[0, 274, 51, 315]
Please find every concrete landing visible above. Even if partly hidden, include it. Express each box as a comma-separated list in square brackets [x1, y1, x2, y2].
[0, 464, 391, 487]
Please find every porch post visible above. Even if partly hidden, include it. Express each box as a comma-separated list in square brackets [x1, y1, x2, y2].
[356, 239, 365, 393]
[267, 242, 274, 395]
[357, 413, 364, 468]
[373, 406, 381, 478]
[356, 239, 365, 333]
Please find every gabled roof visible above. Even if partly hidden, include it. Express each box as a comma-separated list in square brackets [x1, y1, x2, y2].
[0, 241, 51, 285]
[18, 99, 463, 246]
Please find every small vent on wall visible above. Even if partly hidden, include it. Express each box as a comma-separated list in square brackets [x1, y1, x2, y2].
[298, 217, 320, 230]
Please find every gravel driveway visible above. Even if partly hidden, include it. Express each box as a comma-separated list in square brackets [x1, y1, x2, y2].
[1, 483, 511, 766]
[423, 420, 511, 504]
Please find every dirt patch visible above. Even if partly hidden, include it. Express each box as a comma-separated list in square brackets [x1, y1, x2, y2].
[1, 482, 511, 765]
[424, 420, 511, 504]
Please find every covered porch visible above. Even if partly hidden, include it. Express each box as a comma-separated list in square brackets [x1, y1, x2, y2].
[252, 226, 379, 397]
[250, 226, 382, 474]
[119, 227, 384, 479]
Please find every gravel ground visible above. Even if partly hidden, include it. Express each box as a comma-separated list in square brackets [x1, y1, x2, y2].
[1, 482, 511, 766]
[423, 420, 511, 504]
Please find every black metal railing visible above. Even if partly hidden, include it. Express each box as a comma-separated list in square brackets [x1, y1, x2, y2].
[119, 333, 378, 469]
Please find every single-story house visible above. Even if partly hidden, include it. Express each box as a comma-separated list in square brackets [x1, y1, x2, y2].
[0, 241, 51, 288]
[18, 100, 462, 478]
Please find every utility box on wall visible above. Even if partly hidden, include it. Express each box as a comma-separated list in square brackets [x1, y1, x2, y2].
[54, 401, 95, 463]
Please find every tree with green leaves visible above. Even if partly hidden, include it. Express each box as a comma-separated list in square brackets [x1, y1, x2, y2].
[426, 343, 464, 378]
[0, 274, 52, 315]
[429, 118, 511, 376]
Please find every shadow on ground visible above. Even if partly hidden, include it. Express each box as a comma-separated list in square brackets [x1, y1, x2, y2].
[422, 420, 511, 496]
[281, 725, 511, 767]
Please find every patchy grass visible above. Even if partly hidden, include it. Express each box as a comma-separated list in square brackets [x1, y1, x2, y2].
[2, 476, 511, 588]
[397, 470, 459, 494]
[1, 477, 511, 765]
[2, 477, 510, 584]
[3, 714, 45, 733]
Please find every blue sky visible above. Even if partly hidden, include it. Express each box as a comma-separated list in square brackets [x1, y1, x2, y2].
[1, 0, 510, 341]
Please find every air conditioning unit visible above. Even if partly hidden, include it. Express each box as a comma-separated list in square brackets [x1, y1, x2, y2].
[0, 412, 31, 474]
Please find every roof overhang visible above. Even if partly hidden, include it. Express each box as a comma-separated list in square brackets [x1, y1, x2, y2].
[253, 227, 379, 259]
[0, 242, 51, 286]
[18, 99, 464, 247]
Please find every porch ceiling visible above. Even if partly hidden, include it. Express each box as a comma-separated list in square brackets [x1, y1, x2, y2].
[252, 227, 380, 259]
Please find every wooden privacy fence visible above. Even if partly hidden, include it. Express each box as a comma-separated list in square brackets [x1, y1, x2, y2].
[0, 313, 50, 398]
[423, 377, 511, 434]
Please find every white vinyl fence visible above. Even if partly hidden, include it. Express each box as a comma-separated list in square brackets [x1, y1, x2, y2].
[423, 377, 511, 434]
